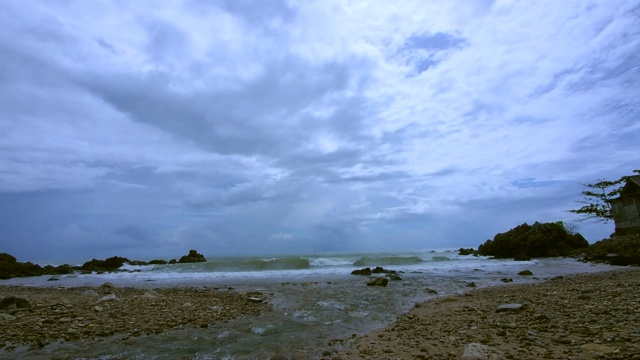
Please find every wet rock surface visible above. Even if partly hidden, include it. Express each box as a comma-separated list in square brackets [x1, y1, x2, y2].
[333, 268, 640, 359]
[0, 285, 271, 352]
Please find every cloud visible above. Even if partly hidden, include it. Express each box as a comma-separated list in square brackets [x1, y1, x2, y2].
[0, 0, 637, 261]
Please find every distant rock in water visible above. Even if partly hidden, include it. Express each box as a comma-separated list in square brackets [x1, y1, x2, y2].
[178, 250, 207, 263]
[80, 256, 130, 272]
[458, 248, 476, 256]
[477, 221, 588, 259]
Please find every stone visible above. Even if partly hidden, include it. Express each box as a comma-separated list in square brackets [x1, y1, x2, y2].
[387, 274, 402, 281]
[0, 313, 16, 322]
[0, 296, 31, 311]
[98, 282, 116, 293]
[98, 294, 120, 302]
[178, 250, 206, 263]
[461, 343, 506, 360]
[425, 288, 438, 294]
[367, 277, 389, 287]
[351, 268, 372, 276]
[467, 282, 477, 287]
[246, 297, 263, 303]
[500, 278, 513, 283]
[496, 303, 525, 312]
[81, 290, 100, 297]
[580, 343, 616, 353]
[518, 270, 533, 276]
[142, 291, 160, 299]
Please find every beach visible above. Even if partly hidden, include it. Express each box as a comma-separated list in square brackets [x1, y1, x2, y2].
[0, 253, 636, 359]
[0, 285, 272, 358]
[334, 268, 640, 360]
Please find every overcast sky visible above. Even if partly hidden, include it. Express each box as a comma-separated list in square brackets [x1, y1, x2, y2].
[0, 0, 638, 263]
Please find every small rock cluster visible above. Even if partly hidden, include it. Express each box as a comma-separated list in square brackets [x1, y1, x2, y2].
[351, 267, 402, 287]
[0, 283, 271, 351]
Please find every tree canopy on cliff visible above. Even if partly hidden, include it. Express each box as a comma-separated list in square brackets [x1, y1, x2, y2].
[569, 170, 640, 223]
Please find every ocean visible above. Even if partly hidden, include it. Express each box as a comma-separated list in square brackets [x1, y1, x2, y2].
[0, 250, 615, 359]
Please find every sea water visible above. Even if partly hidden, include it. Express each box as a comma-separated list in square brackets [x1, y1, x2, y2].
[0, 250, 615, 359]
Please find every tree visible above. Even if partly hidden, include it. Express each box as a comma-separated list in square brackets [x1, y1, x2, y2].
[569, 170, 640, 223]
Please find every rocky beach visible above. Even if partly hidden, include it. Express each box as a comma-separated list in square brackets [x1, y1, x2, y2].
[333, 268, 640, 360]
[0, 284, 271, 357]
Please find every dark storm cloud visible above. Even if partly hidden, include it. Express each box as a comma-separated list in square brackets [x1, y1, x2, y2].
[78, 59, 358, 157]
[0, 0, 638, 262]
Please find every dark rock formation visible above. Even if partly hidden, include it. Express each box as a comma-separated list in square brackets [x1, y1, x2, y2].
[351, 268, 372, 275]
[0, 296, 31, 311]
[579, 234, 640, 266]
[149, 259, 168, 265]
[518, 270, 533, 276]
[367, 277, 389, 286]
[79, 256, 130, 272]
[0, 253, 47, 279]
[477, 222, 588, 259]
[458, 248, 476, 256]
[178, 250, 206, 263]
[352, 266, 396, 276]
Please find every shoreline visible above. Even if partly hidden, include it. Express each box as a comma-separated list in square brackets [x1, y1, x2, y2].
[1, 264, 637, 359]
[332, 267, 640, 360]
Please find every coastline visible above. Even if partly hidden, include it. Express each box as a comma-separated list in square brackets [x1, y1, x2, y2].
[332, 267, 640, 360]
[0, 260, 635, 359]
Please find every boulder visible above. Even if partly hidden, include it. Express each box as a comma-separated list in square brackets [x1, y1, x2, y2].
[351, 267, 372, 276]
[425, 288, 438, 294]
[178, 250, 206, 263]
[149, 259, 168, 265]
[366, 277, 389, 287]
[518, 270, 533, 276]
[0, 296, 31, 311]
[477, 221, 588, 259]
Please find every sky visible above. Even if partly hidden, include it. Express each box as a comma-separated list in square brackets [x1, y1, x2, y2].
[0, 0, 638, 263]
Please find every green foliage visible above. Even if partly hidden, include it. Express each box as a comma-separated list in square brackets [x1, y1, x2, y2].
[477, 221, 589, 259]
[569, 170, 640, 223]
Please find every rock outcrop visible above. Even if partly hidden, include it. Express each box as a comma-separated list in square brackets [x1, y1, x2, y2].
[579, 233, 640, 266]
[178, 250, 207, 263]
[477, 222, 588, 259]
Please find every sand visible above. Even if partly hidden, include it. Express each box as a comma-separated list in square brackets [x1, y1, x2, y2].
[331, 267, 640, 360]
